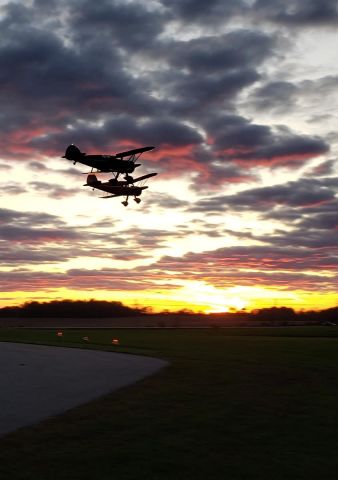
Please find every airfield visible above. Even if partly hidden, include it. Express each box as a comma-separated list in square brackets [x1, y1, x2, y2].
[0, 342, 167, 437]
[1, 326, 338, 479]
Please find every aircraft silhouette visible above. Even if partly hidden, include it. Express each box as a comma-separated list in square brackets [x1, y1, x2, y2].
[84, 172, 157, 206]
[63, 144, 155, 176]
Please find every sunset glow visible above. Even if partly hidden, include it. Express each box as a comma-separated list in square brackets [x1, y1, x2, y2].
[0, 1, 337, 314]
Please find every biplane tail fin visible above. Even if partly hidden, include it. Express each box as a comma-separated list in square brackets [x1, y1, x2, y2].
[62, 144, 85, 161]
[84, 174, 100, 186]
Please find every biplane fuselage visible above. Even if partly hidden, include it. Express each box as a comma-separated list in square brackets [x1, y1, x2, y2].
[74, 155, 138, 173]
[85, 174, 147, 197]
[62, 144, 154, 174]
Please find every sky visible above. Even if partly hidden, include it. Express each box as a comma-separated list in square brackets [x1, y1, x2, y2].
[0, 0, 337, 313]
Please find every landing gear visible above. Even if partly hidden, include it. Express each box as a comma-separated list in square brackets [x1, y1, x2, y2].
[134, 197, 141, 204]
[124, 175, 134, 183]
[122, 200, 128, 207]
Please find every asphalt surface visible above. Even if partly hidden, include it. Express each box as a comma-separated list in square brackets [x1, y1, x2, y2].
[0, 342, 167, 437]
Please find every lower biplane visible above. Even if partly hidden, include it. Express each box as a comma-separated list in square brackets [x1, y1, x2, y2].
[84, 172, 157, 206]
[63, 144, 155, 177]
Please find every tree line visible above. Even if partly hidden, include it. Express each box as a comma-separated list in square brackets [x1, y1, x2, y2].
[0, 300, 337, 323]
[0, 300, 148, 317]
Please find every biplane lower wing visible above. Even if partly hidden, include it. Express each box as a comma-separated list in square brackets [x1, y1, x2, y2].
[125, 172, 158, 184]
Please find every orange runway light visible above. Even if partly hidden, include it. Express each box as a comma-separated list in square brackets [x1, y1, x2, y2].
[112, 338, 120, 345]
[56, 331, 63, 337]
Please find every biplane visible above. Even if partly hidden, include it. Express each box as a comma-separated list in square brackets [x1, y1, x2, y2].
[84, 172, 157, 206]
[62, 144, 155, 177]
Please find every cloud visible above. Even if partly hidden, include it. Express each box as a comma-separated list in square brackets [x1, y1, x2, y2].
[253, 0, 338, 26]
[0, 183, 26, 195]
[168, 30, 276, 73]
[160, 0, 248, 25]
[0, 208, 65, 227]
[206, 115, 329, 166]
[67, 0, 166, 50]
[146, 245, 337, 290]
[29, 181, 80, 199]
[250, 81, 299, 112]
[0, 0, 329, 186]
[0, 267, 181, 293]
[0, 207, 175, 268]
[190, 176, 336, 214]
[249, 75, 338, 120]
[187, 175, 338, 251]
[0, 0, 336, 309]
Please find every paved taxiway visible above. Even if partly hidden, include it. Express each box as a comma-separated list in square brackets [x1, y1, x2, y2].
[0, 342, 167, 437]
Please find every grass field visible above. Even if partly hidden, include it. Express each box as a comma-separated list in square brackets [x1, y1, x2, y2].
[1, 327, 338, 479]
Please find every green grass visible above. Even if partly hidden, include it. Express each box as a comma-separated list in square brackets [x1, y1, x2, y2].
[1, 327, 338, 479]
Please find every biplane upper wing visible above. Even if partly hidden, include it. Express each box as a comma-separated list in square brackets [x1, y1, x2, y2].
[115, 146, 155, 159]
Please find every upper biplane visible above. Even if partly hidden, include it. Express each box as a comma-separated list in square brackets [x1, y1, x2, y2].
[84, 172, 157, 206]
[62, 144, 155, 177]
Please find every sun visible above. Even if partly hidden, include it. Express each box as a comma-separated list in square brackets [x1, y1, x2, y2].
[175, 281, 248, 314]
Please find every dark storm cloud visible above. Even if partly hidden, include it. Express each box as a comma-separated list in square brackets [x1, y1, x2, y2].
[160, 0, 248, 25]
[159, 29, 277, 118]
[300, 211, 338, 231]
[233, 178, 336, 210]
[206, 115, 329, 165]
[169, 30, 276, 72]
[187, 155, 257, 189]
[260, 226, 338, 249]
[0, 0, 329, 186]
[0, 1, 160, 158]
[191, 176, 337, 214]
[170, 69, 260, 113]
[67, 0, 166, 50]
[253, 0, 338, 26]
[251, 81, 299, 112]
[32, 115, 203, 157]
[250, 75, 338, 117]
[188, 176, 338, 249]
[102, 116, 204, 147]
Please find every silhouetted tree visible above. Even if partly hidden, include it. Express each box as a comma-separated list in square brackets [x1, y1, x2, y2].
[0, 299, 147, 318]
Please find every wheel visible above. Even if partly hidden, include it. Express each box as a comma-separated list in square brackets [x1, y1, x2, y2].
[134, 197, 141, 204]
[122, 200, 128, 206]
